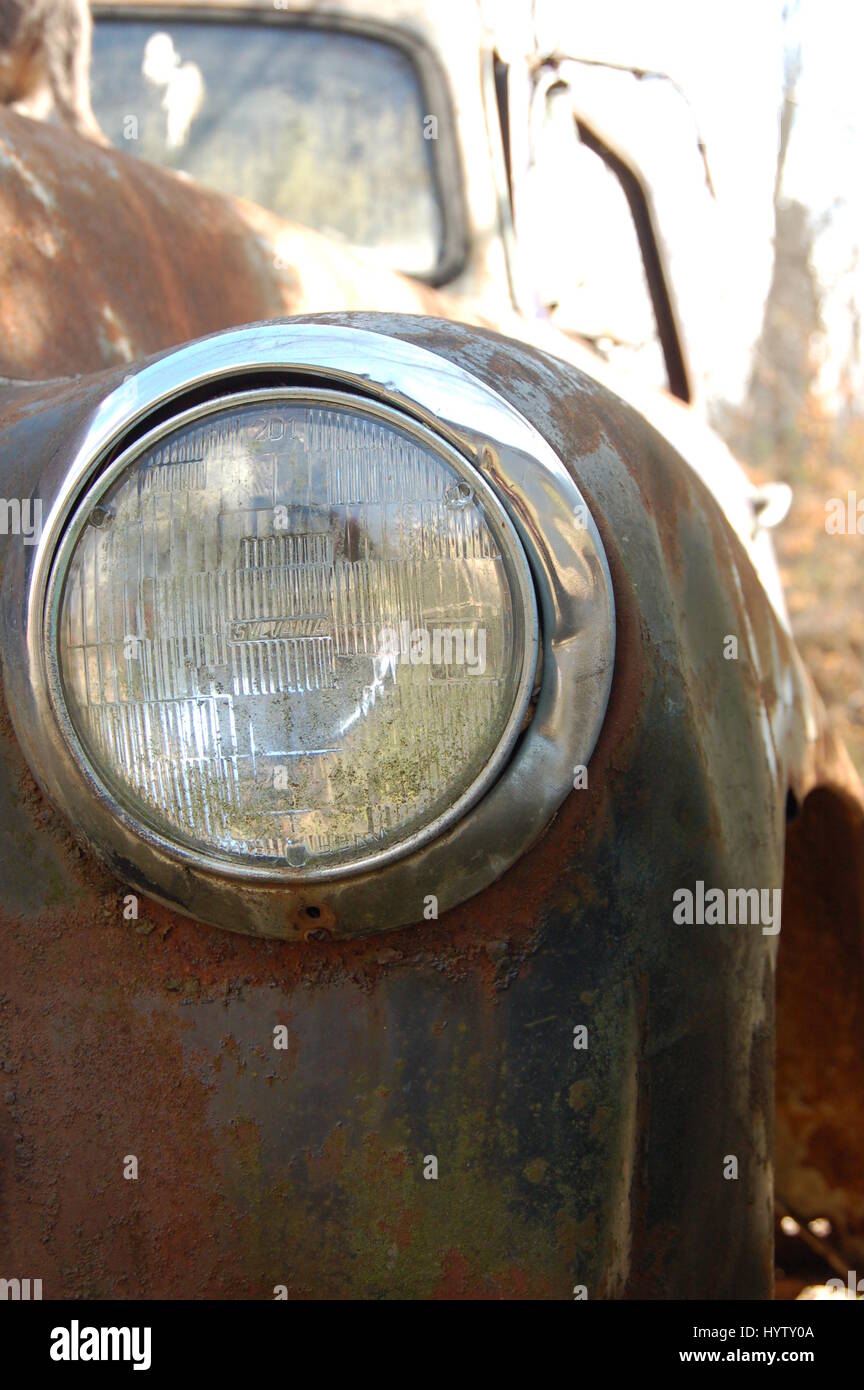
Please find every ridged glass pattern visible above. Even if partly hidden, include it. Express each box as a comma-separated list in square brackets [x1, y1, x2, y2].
[58, 400, 526, 869]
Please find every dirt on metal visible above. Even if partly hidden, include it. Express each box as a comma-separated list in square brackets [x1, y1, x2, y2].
[1, 102, 862, 1294]
[0, 109, 461, 382]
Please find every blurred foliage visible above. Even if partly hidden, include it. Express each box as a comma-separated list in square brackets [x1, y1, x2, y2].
[717, 195, 864, 779]
[771, 403, 864, 780]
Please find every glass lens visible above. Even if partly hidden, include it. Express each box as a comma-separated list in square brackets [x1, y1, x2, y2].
[57, 396, 533, 872]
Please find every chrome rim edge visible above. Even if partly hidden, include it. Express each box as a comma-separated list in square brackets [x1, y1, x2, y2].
[43, 386, 539, 883]
[1, 322, 616, 939]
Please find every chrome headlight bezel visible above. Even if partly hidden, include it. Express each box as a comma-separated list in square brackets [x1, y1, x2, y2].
[45, 384, 540, 883]
[1, 323, 615, 938]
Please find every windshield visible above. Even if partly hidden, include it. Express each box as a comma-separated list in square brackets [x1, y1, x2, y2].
[90, 17, 446, 279]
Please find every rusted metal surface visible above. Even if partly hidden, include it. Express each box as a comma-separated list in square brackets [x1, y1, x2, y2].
[0, 98, 861, 1295]
[776, 784, 864, 1269]
[364, 320, 864, 1279]
[0, 108, 455, 381]
[1, 309, 826, 1297]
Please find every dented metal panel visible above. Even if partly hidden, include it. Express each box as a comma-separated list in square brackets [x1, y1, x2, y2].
[0, 88, 862, 1297]
[0, 309, 814, 1298]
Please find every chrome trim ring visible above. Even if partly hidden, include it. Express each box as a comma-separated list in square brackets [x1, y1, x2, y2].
[44, 386, 539, 882]
[1, 323, 615, 939]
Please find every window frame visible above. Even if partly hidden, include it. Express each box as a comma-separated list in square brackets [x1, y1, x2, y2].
[91, 3, 469, 287]
[575, 119, 691, 403]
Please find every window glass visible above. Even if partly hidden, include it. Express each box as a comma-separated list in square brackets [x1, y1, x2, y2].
[91, 19, 444, 278]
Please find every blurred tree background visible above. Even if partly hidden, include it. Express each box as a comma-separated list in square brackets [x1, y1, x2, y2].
[715, 5, 864, 776]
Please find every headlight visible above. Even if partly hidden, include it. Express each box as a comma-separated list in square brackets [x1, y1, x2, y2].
[2, 322, 614, 938]
[54, 389, 537, 876]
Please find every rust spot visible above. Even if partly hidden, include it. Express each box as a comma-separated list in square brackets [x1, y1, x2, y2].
[777, 784, 864, 1264]
[0, 111, 474, 382]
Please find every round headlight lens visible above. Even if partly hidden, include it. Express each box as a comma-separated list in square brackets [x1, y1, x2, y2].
[55, 390, 537, 875]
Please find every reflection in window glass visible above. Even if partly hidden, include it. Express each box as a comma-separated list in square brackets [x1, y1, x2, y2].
[91, 20, 443, 278]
